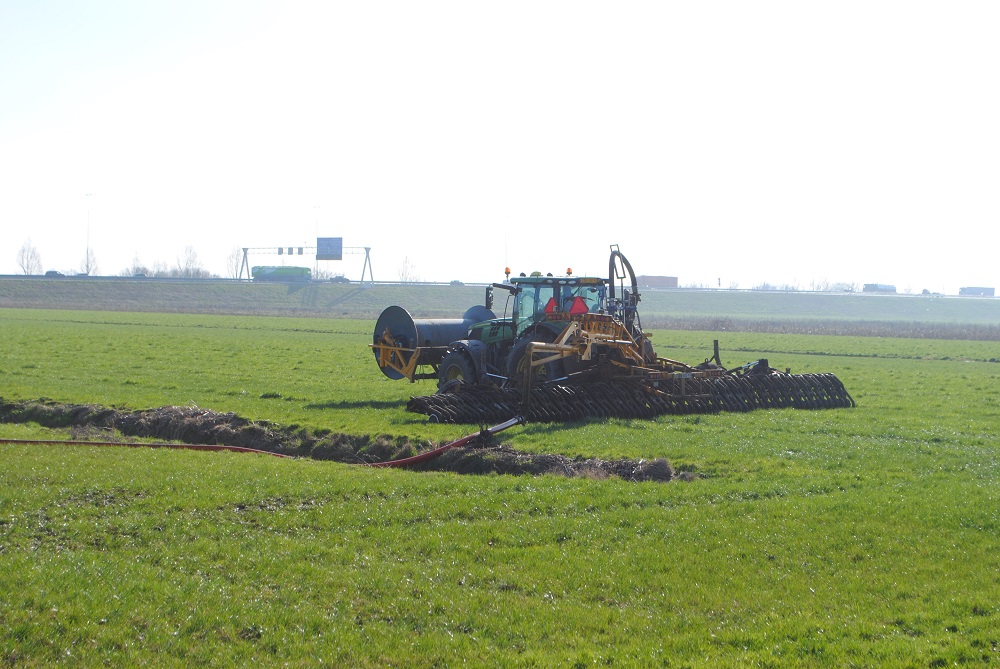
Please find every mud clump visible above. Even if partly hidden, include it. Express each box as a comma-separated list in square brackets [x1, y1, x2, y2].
[0, 398, 674, 483]
[425, 444, 673, 482]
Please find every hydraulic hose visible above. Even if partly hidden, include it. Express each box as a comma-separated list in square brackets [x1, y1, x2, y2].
[365, 415, 524, 468]
[0, 438, 290, 457]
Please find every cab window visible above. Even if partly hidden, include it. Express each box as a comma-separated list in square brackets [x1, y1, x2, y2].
[515, 284, 556, 336]
[560, 285, 604, 314]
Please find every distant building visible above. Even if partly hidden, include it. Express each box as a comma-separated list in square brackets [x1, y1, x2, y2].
[637, 275, 679, 289]
[959, 286, 995, 297]
[863, 283, 896, 293]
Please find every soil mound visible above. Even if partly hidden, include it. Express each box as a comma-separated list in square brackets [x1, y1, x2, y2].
[0, 398, 673, 482]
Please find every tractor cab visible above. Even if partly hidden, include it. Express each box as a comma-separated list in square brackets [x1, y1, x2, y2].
[507, 274, 607, 338]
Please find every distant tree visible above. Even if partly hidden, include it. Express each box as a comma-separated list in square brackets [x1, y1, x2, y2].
[120, 255, 151, 277]
[80, 248, 99, 276]
[226, 247, 243, 279]
[398, 257, 420, 283]
[151, 260, 170, 278]
[753, 282, 800, 292]
[17, 240, 42, 275]
[175, 246, 212, 278]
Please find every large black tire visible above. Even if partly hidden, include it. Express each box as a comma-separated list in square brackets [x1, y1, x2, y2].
[438, 350, 478, 389]
[505, 334, 565, 387]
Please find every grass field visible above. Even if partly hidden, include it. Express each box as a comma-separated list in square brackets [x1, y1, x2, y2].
[2, 307, 999, 666]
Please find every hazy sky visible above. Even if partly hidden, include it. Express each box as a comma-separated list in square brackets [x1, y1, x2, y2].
[2, 1, 998, 293]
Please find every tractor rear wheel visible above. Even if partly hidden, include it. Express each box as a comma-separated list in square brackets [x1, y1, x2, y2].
[506, 334, 565, 387]
[438, 350, 477, 389]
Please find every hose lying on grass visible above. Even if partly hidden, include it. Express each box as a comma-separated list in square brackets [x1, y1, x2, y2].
[0, 438, 291, 458]
[364, 415, 524, 468]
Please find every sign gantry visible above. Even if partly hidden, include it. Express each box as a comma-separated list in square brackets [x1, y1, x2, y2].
[237, 238, 373, 286]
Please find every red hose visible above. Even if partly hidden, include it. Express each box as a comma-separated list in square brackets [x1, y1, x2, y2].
[366, 415, 525, 468]
[0, 438, 290, 458]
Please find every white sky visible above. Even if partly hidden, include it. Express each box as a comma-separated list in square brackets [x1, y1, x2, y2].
[1, 1, 998, 293]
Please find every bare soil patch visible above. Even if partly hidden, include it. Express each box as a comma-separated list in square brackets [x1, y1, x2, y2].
[0, 398, 673, 482]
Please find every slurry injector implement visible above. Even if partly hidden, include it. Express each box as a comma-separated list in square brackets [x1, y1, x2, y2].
[371, 246, 854, 424]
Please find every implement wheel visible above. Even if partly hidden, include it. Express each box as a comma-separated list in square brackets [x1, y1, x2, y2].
[438, 350, 477, 389]
[506, 334, 565, 388]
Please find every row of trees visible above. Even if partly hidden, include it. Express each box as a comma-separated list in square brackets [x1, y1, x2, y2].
[679, 279, 863, 293]
[120, 247, 216, 279]
[15, 240, 220, 279]
[16, 242, 358, 282]
[16, 239, 102, 276]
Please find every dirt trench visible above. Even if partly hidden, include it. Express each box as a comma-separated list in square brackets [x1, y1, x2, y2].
[0, 398, 674, 483]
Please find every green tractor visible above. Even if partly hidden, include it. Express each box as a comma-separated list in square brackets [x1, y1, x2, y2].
[372, 247, 854, 423]
[374, 248, 646, 387]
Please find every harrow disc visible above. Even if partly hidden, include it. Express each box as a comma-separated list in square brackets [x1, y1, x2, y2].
[407, 373, 854, 424]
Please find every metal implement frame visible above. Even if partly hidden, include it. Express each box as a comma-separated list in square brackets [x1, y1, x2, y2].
[371, 330, 443, 382]
[520, 316, 729, 403]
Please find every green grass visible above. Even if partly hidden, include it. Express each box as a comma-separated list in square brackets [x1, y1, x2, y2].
[0, 278, 491, 320]
[2, 308, 999, 445]
[3, 443, 998, 667]
[2, 307, 1000, 666]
